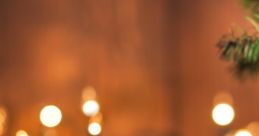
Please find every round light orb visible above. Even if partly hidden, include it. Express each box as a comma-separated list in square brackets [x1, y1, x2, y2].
[16, 130, 29, 136]
[212, 103, 235, 126]
[40, 105, 62, 128]
[235, 130, 253, 136]
[88, 122, 102, 136]
[82, 100, 100, 117]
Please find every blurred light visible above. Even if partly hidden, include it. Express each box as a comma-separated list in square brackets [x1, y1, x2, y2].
[212, 103, 235, 126]
[89, 112, 103, 124]
[40, 105, 62, 128]
[0, 126, 4, 136]
[88, 122, 102, 136]
[0, 107, 7, 136]
[82, 86, 97, 101]
[16, 130, 29, 136]
[225, 130, 235, 136]
[235, 129, 253, 136]
[44, 129, 57, 136]
[247, 122, 259, 135]
[82, 100, 100, 117]
[0, 108, 6, 124]
[214, 91, 233, 105]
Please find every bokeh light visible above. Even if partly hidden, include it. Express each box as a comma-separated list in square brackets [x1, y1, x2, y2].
[0, 107, 7, 136]
[235, 129, 253, 136]
[82, 100, 100, 117]
[212, 103, 235, 126]
[82, 86, 97, 101]
[247, 122, 259, 136]
[40, 105, 62, 128]
[16, 130, 29, 136]
[213, 91, 233, 105]
[88, 122, 102, 136]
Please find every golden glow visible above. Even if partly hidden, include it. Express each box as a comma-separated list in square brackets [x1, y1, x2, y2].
[0, 108, 6, 124]
[40, 105, 62, 128]
[212, 103, 235, 126]
[0, 107, 7, 136]
[88, 122, 102, 136]
[89, 113, 103, 124]
[82, 86, 97, 101]
[82, 100, 100, 117]
[235, 130, 253, 136]
[43, 129, 57, 136]
[214, 92, 233, 105]
[247, 122, 259, 135]
[16, 130, 29, 136]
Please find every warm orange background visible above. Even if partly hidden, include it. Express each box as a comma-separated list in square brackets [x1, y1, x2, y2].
[0, 0, 259, 136]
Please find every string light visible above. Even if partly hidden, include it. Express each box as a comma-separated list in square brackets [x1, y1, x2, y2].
[235, 129, 253, 136]
[212, 103, 235, 126]
[40, 105, 62, 128]
[16, 130, 29, 136]
[82, 100, 100, 117]
[88, 122, 102, 136]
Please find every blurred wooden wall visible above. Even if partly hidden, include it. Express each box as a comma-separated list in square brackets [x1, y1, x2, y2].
[2, 0, 258, 136]
[0, 0, 180, 136]
[179, 0, 259, 136]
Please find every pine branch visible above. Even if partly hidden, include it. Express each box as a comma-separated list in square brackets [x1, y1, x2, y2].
[246, 16, 259, 32]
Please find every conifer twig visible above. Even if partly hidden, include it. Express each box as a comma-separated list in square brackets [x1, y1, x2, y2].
[246, 16, 259, 32]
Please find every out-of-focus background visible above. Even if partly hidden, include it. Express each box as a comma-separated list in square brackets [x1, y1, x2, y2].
[1, 0, 259, 136]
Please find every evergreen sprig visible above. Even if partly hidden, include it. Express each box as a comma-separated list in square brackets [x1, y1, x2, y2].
[242, 0, 259, 22]
[218, 32, 259, 75]
[217, 1, 259, 77]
